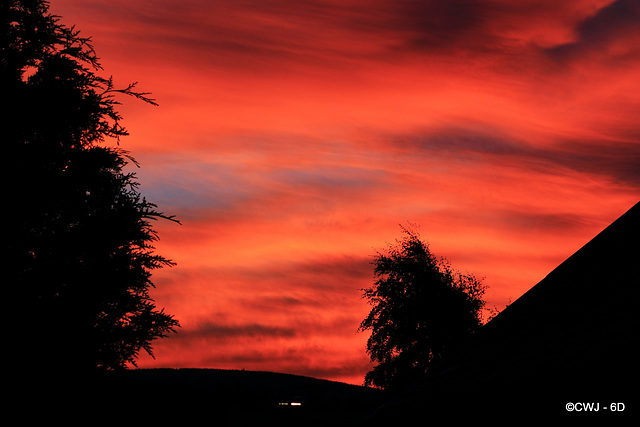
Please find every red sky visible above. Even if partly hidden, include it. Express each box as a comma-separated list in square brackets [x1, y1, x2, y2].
[50, 0, 639, 385]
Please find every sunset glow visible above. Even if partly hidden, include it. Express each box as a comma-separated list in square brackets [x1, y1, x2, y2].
[51, 0, 639, 385]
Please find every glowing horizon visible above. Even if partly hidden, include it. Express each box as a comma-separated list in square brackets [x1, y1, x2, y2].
[50, 0, 639, 386]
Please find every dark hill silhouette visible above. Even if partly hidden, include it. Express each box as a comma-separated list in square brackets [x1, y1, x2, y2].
[366, 201, 639, 422]
[42, 368, 383, 425]
[113, 367, 382, 410]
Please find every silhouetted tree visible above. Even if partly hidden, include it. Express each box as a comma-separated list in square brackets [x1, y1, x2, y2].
[3, 0, 179, 378]
[358, 226, 486, 392]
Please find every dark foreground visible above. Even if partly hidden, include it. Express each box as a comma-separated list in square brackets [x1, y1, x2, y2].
[15, 368, 385, 425]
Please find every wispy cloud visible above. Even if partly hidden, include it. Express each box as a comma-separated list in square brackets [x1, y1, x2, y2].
[52, 0, 640, 384]
[546, 0, 640, 65]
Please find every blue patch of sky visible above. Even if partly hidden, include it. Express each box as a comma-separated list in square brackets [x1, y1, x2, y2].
[129, 159, 258, 215]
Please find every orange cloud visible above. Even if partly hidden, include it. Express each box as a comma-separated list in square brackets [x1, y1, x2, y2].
[50, 0, 639, 385]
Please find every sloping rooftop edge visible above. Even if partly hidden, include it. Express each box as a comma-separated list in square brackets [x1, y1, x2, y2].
[366, 201, 639, 421]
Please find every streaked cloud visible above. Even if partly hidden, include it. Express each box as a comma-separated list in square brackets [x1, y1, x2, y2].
[50, 0, 640, 385]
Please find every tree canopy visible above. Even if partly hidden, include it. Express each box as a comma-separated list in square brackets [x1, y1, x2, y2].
[4, 0, 179, 378]
[359, 226, 486, 392]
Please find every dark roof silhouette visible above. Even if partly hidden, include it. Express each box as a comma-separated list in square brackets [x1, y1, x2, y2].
[368, 201, 639, 422]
